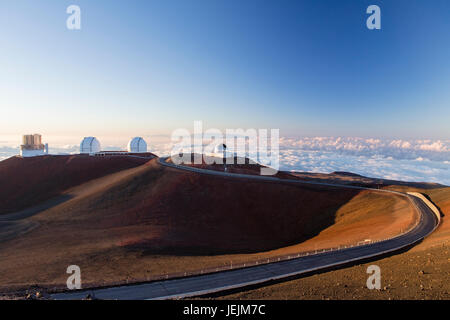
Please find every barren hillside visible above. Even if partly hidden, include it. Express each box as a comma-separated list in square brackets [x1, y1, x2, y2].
[0, 157, 416, 294]
[0, 154, 154, 214]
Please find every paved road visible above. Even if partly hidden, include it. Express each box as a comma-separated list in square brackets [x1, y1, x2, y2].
[52, 157, 440, 300]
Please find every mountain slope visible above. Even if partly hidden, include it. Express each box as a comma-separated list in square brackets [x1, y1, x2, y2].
[0, 154, 153, 214]
[0, 157, 416, 293]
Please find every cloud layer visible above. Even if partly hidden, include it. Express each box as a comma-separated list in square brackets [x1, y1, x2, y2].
[1, 137, 449, 185]
[279, 137, 450, 162]
[277, 137, 449, 185]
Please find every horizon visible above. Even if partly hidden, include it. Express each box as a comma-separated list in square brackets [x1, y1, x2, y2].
[1, 133, 448, 185]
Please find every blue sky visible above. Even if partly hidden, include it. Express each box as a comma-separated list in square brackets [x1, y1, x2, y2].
[1, 0, 449, 140]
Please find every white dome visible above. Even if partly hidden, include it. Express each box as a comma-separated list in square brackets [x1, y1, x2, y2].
[127, 137, 147, 153]
[214, 143, 227, 153]
[80, 137, 101, 154]
[213, 143, 234, 158]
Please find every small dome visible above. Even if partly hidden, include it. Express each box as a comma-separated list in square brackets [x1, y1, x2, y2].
[213, 143, 234, 158]
[80, 137, 101, 154]
[127, 137, 147, 153]
[214, 143, 227, 154]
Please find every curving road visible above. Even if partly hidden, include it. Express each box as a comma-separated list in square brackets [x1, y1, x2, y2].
[51, 157, 440, 300]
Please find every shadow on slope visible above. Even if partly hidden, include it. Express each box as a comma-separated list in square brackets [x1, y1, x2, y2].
[0, 154, 154, 215]
[42, 158, 364, 254]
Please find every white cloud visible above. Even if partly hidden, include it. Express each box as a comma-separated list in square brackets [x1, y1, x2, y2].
[1, 136, 449, 185]
[278, 137, 449, 185]
[279, 137, 449, 162]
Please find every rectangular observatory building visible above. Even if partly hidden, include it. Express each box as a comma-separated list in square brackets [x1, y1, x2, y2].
[20, 134, 49, 157]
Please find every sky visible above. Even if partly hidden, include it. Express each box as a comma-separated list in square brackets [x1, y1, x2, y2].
[0, 1, 449, 183]
[1, 0, 449, 139]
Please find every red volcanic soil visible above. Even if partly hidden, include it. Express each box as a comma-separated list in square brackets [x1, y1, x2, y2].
[0, 154, 154, 214]
[0, 157, 417, 292]
[29, 159, 370, 254]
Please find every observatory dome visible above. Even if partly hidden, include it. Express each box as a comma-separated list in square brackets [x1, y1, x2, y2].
[213, 143, 234, 158]
[214, 143, 227, 154]
[127, 137, 147, 153]
[80, 137, 101, 154]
